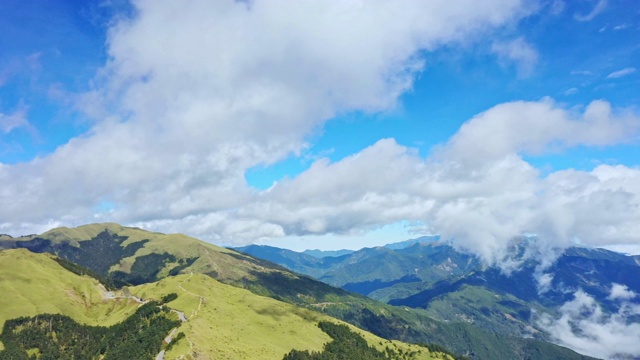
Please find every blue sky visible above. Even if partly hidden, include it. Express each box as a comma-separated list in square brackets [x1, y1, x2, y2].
[245, 0, 640, 188]
[1, 0, 639, 256]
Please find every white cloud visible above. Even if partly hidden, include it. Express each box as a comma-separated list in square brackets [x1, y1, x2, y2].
[491, 37, 539, 77]
[613, 24, 630, 30]
[197, 99, 640, 267]
[1, 1, 639, 275]
[0, 0, 532, 237]
[574, 0, 607, 22]
[0, 109, 29, 134]
[439, 98, 640, 163]
[606, 67, 637, 79]
[5, 89, 640, 271]
[600, 244, 640, 255]
[571, 70, 592, 76]
[259, 99, 640, 267]
[608, 283, 637, 301]
[563, 87, 578, 95]
[535, 272, 554, 294]
[539, 289, 640, 359]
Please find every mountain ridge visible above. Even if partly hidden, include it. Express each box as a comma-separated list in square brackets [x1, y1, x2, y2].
[238, 238, 640, 358]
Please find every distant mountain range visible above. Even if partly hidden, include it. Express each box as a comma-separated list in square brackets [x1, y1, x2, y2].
[302, 248, 354, 258]
[0, 223, 597, 359]
[237, 237, 640, 358]
[298, 236, 440, 258]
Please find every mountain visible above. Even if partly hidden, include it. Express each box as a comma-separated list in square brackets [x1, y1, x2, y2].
[1, 223, 596, 360]
[302, 249, 354, 258]
[239, 239, 640, 354]
[383, 236, 440, 250]
[0, 248, 138, 331]
[0, 249, 438, 359]
[387, 246, 640, 336]
[237, 242, 479, 297]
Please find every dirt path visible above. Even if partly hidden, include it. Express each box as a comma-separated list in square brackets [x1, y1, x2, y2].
[101, 276, 205, 359]
[176, 273, 205, 319]
[172, 309, 187, 322]
[155, 350, 165, 360]
[174, 273, 207, 356]
[101, 286, 182, 360]
[102, 288, 148, 304]
[164, 328, 178, 344]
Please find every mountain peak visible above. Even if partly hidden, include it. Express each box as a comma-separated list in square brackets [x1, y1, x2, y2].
[41, 222, 128, 241]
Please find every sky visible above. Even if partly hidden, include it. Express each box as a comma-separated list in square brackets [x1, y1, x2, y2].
[1, 0, 640, 263]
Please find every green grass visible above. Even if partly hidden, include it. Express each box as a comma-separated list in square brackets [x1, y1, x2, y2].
[0, 248, 445, 359]
[36, 223, 280, 285]
[0, 249, 140, 350]
[132, 274, 444, 360]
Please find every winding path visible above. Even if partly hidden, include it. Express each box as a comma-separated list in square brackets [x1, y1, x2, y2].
[176, 273, 205, 320]
[174, 273, 208, 356]
[101, 286, 186, 360]
[101, 274, 209, 359]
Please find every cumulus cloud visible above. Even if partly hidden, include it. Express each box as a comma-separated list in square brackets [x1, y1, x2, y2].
[440, 98, 640, 163]
[606, 67, 636, 79]
[0, 0, 531, 235]
[1, 1, 639, 274]
[244, 99, 640, 267]
[539, 289, 640, 359]
[491, 37, 539, 77]
[156, 98, 639, 267]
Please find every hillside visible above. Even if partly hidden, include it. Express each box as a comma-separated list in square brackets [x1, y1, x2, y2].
[0, 249, 443, 360]
[1, 223, 597, 360]
[0, 223, 247, 284]
[0, 249, 138, 330]
[0, 249, 140, 351]
[131, 273, 440, 359]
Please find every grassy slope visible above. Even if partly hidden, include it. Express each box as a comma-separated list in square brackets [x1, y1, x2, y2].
[35, 223, 275, 283]
[0, 249, 139, 349]
[0, 248, 444, 360]
[132, 273, 443, 360]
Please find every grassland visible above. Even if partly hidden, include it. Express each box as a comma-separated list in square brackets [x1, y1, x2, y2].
[132, 273, 446, 360]
[134, 273, 330, 359]
[0, 248, 445, 359]
[30, 223, 280, 284]
[0, 249, 140, 350]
